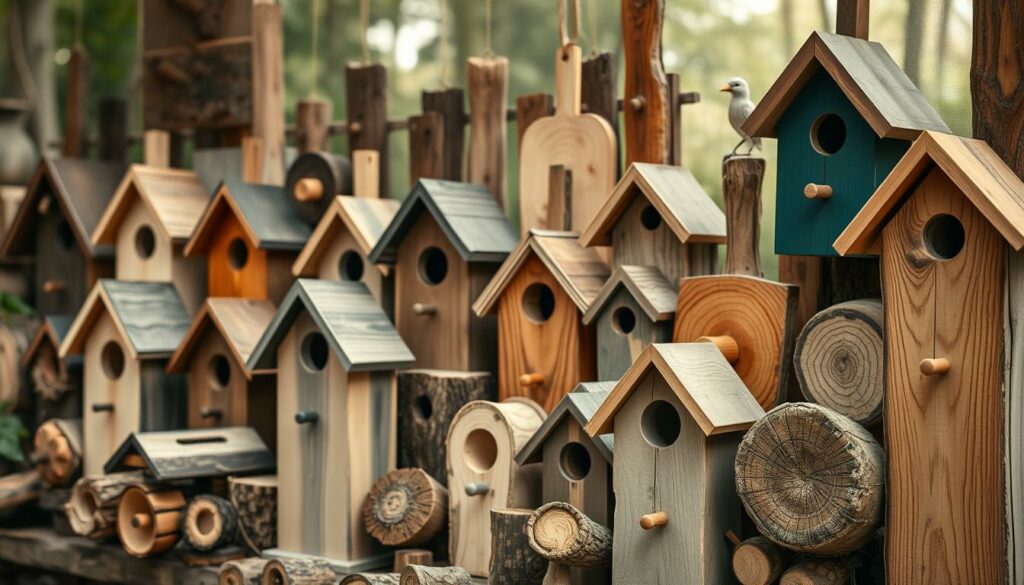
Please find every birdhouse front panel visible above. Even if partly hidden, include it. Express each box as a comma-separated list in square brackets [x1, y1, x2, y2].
[205, 212, 272, 300]
[35, 207, 101, 316]
[611, 197, 714, 285]
[881, 168, 1006, 583]
[497, 255, 595, 412]
[594, 288, 671, 381]
[776, 69, 908, 257]
[316, 229, 392, 316]
[82, 312, 140, 476]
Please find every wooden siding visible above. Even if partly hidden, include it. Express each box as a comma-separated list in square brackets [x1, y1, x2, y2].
[595, 288, 671, 381]
[316, 229, 393, 317]
[206, 212, 270, 300]
[82, 314, 140, 476]
[611, 197, 697, 286]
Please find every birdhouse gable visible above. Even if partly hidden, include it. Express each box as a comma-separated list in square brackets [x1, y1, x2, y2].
[586, 343, 764, 437]
[836, 131, 1024, 255]
[291, 196, 400, 277]
[743, 31, 949, 141]
[166, 298, 277, 378]
[473, 230, 610, 316]
[103, 427, 275, 481]
[368, 179, 518, 265]
[516, 382, 616, 466]
[247, 279, 414, 372]
[185, 180, 311, 256]
[582, 265, 676, 326]
[21, 315, 80, 375]
[60, 280, 191, 361]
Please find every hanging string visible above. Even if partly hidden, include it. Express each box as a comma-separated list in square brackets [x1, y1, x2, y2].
[74, 0, 84, 48]
[558, 0, 580, 48]
[439, 0, 450, 87]
[310, 0, 320, 96]
[482, 0, 493, 57]
[588, 0, 598, 55]
[360, 0, 371, 63]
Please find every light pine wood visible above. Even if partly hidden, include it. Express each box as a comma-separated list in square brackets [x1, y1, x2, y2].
[229, 475, 277, 554]
[519, 44, 616, 233]
[81, 313, 140, 476]
[295, 99, 332, 154]
[526, 502, 611, 567]
[362, 468, 448, 547]
[143, 130, 171, 168]
[116, 483, 187, 558]
[722, 156, 765, 277]
[242, 137, 264, 184]
[732, 537, 789, 585]
[467, 56, 509, 210]
[251, 1, 285, 186]
[1006, 249, 1024, 584]
[489, 508, 548, 585]
[184, 495, 238, 551]
[621, 0, 669, 165]
[353, 150, 381, 199]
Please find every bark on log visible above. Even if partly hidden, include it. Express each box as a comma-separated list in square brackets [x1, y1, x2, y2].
[295, 98, 332, 154]
[780, 558, 853, 585]
[735, 403, 884, 555]
[261, 558, 335, 585]
[342, 575, 402, 585]
[394, 549, 433, 573]
[220, 557, 270, 585]
[363, 468, 448, 547]
[732, 536, 790, 585]
[116, 483, 186, 557]
[32, 418, 82, 487]
[489, 508, 547, 585]
[65, 471, 145, 539]
[794, 300, 884, 426]
[183, 494, 238, 551]
[722, 156, 765, 277]
[229, 474, 276, 553]
[526, 502, 612, 568]
[0, 469, 41, 513]
[400, 565, 473, 585]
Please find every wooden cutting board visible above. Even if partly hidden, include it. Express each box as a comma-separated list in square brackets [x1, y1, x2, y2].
[519, 44, 617, 234]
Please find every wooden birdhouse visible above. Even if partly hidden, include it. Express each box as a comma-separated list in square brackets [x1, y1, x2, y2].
[246, 278, 415, 572]
[743, 31, 949, 256]
[472, 230, 609, 412]
[833, 131, 1024, 584]
[59, 280, 191, 476]
[165, 298, 277, 451]
[582, 265, 676, 381]
[185, 179, 311, 304]
[291, 196, 400, 315]
[104, 427, 275, 482]
[580, 163, 727, 283]
[91, 165, 210, 314]
[585, 343, 764, 585]
[369, 179, 519, 373]
[21, 315, 82, 423]
[0, 158, 124, 315]
[515, 383, 615, 585]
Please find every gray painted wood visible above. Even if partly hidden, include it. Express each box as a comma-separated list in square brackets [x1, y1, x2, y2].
[192, 146, 298, 193]
[101, 280, 192, 356]
[292, 316, 327, 556]
[593, 289, 672, 381]
[138, 360, 186, 433]
[103, 426, 274, 480]
[583, 265, 677, 326]
[219, 179, 311, 250]
[370, 371, 393, 483]
[516, 384, 615, 466]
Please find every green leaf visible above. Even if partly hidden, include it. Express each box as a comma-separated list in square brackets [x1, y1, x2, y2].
[0, 405, 27, 463]
[0, 293, 34, 317]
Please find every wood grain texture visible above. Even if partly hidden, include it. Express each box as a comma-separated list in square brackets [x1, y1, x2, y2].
[347, 63, 389, 196]
[621, 0, 670, 165]
[490, 508, 548, 585]
[167, 297, 276, 377]
[103, 427, 274, 481]
[229, 475, 277, 553]
[66, 471, 146, 539]
[295, 99, 332, 154]
[362, 468, 448, 547]
[422, 88, 466, 182]
[400, 565, 472, 585]
[221, 557, 270, 585]
[722, 157, 765, 277]
[62, 47, 89, 158]
[1007, 249, 1024, 585]
[293, 196, 398, 278]
[184, 494, 238, 551]
[467, 57, 508, 210]
[94, 165, 209, 246]
[835, 0, 870, 39]
[189, 180, 311, 253]
[516, 94, 554, 154]
[581, 52, 619, 163]
[409, 112, 445, 184]
[251, 2, 285, 186]
[972, 0, 1024, 180]
[732, 536, 789, 585]
[526, 502, 611, 568]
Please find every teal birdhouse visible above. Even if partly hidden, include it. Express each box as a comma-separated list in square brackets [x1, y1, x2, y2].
[743, 31, 949, 257]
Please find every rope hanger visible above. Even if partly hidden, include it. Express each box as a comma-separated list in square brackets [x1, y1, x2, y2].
[558, 0, 581, 48]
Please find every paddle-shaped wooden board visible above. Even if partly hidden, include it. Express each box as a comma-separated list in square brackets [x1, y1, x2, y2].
[519, 44, 616, 234]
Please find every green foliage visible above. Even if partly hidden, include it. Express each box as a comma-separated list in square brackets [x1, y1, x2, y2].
[0, 403, 27, 464]
[0, 291, 34, 319]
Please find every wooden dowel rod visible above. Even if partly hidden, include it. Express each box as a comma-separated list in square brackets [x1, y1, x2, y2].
[698, 335, 741, 365]
[920, 358, 950, 376]
[640, 512, 668, 530]
[519, 373, 544, 387]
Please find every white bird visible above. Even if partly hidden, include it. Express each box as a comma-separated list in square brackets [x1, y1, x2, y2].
[721, 77, 761, 157]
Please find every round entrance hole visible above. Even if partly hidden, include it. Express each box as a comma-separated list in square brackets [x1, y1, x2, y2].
[559, 441, 592, 481]
[134, 225, 156, 259]
[640, 204, 662, 230]
[613, 306, 637, 335]
[810, 113, 847, 156]
[464, 429, 498, 473]
[522, 283, 556, 323]
[101, 342, 125, 380]
[923, 214, 965, 260]
[414, 395, 433, 421]
[641, 400, 682, 448]
[338, 250, 365, 281]
[418, 247, 448, 286]
[208, 354, 231, 389]
[228, 238, 249, 270]
[301, 332, 329, 372]
[196, 507, 216, 536]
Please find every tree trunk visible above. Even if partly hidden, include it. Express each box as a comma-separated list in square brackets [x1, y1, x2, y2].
[261, 558, 335, 585]
[393, 550, 432, 574]
[732, 536, 791, 585]
[400, 565, 472, 585]
[228, 475, 277, 554]
[526, 502, 612, 568]
[363, 468, 448, 547]
[66, 472, 145, 539]
[972, 0, 1024, 177]
[780, 558, 854, 585]
[489, 508, 548, 584]
[32, 418, 82, 488]
[735, 403, 884, 556]
[342, 575, 401, 585]
[184, 494, 238, 551]
[220, 558, 269, 585]
[722, 156, 765, 278]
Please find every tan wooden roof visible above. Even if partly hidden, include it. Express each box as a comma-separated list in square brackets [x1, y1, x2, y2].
[92, 165, 210, 246]
[165, 298, 277, 378]
[291, 196, 400, 277]
[582, 265, 677, 325]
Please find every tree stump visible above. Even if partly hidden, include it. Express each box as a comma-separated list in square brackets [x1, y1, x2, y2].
[116, 483, 186, 557]
[261, 558, 336, 585]
[400, 565, 473, 585]
[220, 557, 270, 585]
[780, 558, 853, 585]
[342, 575, 402, 585]
[229, 474, 276, 553]
[32, 418, 82, 487]
[735, 403, 884, 555]
[794, 299, 884, 426]
[489, 508, 547, 584]
[732, 536, 790, 585]
[397, 370, 496, 485]
[722, 156, 766, 277]
[363, 468, 448, 547]
[66, 472, 145, 539]
[184, 494, 238, 551]
[394, 549, 433, 573]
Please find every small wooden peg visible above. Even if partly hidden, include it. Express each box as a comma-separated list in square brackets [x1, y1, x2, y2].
[804, 183, 833, 199]
[199, 407, 222, 420]
[349, 121, 363, 135]
[413, 303, 437, 316]
[920, 358, 950, 376]
[629, 96, 646, 111]
[131, 513, 151, 529]
[465, 482, 489, 496]
[294, 411, 319, 424]
[42, 280, 66, 293]
[294, 178, 324, 202]
[698, 335, 741, 364]
[725, 529, 742, 547]
[519, 372, 545, 387]
[640, 511, 668, 530]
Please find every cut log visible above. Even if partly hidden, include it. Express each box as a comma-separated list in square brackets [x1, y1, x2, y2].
[220, 557, 270, 585]
[183, 494, 238, 551]
[116, 483, 187, 557]
[794, 299, 884, 426]
[285, 151, 352, 225]
[490, 508, 548, 585]
[735, 403, 884, 555]
[260, 558, 335, 585]
[722, 156, 766, 278]
[0, 469, 42, 513]
[394, 549, 432, 573]
[65, 472, 145, 539]
[780, 558, 853, 585]
[32, 418, 82, 487]
[400, 565, 472, 585]
[732, 536, 790, 585]
[363, 468, 448, 547]
[526, 502, 612, 568]
[342, 575, 401, 585]
[229, 474, 276, 553]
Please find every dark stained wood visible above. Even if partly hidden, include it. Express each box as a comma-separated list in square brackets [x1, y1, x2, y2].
[489, 508, 547, 585]
[621, 0, 670, 165]
[972, 0, 1024, 179]
[722, 156, 765, 277]
[285, 151, 353, 225]
[547, 165, 572, 231]
[98, 98, 128, 163]
[62, 47, 89, 158]
[516, 93, 554, 153]
[467, 57, 509, 210]
[836, 0, 870, 39]
[408, 112, 445, 184]
[103, 427, 275, 481]
[347, 63, 389, 195]
[422, 88, 466, 181]
[582, 52, 619, 173]
[141, 0, 251, 51]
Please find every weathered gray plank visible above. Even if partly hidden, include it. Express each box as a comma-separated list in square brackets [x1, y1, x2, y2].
[104, 426, 275, 480]
[102, 280, 191, 356]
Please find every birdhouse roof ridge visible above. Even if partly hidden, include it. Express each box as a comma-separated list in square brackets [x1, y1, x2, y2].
[291, 195, 400, 277]
[165, 297, 277, 378]
[186, 179, 311, 255]
[582, 265, 677, 325]
[21, 315, 80, 371]
[515, 382, 616, 466]
[103, 426, 275, 481]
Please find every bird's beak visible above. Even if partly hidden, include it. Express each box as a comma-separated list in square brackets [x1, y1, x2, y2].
[720, 84, 732, 93]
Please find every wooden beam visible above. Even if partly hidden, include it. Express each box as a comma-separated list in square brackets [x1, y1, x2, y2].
[295, 98, 332, 154]
[143, 130, 171, 168]
[422, 88, 466, 181]
[252, 0, 286, 186]
[61, 47, 88, 158]
[408, 112, 445, 185]
[835, 0, 870, 40]
[622, 0, 670, 165]
[468, 56, 509, 209]
[346, 63, 389, 195]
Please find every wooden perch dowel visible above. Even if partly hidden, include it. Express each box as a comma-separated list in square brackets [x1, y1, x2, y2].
[639, 512, 669, 530]
[66, 472, 145, 539]
[920, 357, 950, 376]
[220, 557, 270, 585]
[33, 418, 82, 487]
[294, 178, 324, 202]
[413, 303, 437, 316]
[527, 502, 612, 568]
[735, 403, 884, 555]
[780, 558, 853, 585]
[464, 482, 489, 496]
[184, 494, 238, 551]
[261, 558, 335, 585]
[803, 183, 833, 199]
[520, 373, 545, 387]
[363, 468, 449, 547]
[116, 483, 187, 557]
[697, 335, 740, 365]
[732, 536, 791, 585]
[229, 475, 277, 553]
[400, 565, 473, 585]
[42, 280, 66, 293]
[490, 508, 548, 584]
[393, 550, 432, 573]
[723, 156, 766, 277]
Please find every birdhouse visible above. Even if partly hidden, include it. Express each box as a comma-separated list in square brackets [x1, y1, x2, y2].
[743, 31, 949, 257]
[0, 158, 123, 315]
[369, 179, 518, 373]
[104, 427, 275, 482]
[585, 343, 764, 585]
[580, 163, 726, 284]
[472, 230, 610, 411]
[515, 383, 615, 585]
[246, 278, 415, 572]
[21, 315, 82, 423]
[446, 398, 546, 577]
[184, 180, 311, 304]
[582, 265, 676, 381]
[833, 131, 1024, 583]
[91, 165, 210, 313]
[59, 280, 191, 476]
[291, 196, 400, 316]
[165, 298, 277, 451]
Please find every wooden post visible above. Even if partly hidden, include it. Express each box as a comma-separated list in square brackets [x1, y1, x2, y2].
[582, 52, 618, 172]
[353, 150, 380, 198]
[346, 63, 389, 194]
[97, 97, 127, 163]
[62, 46, 88, 157]
[621, 0, 669, 165]
[722, 157, 765, 277]
[242, 136, 264, 184]
[295, 98, 332, 154]
[252, 0, 286, 186]
[422, 88, 465, 181]
[835, 0, 870, 39]
[516, 93, 554, 154]
[408, 112, 445, 184]
[490, 508, 548, 585]
[467, 56, 509, 209]
[143, 130, 171, 168]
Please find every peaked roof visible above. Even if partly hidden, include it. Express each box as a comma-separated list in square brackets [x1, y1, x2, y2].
[166, 298, 277, 378]
[21, 315, 80, 371]
[473, 230, 611, 315]
[579, 163, 727, 247]
[60, 280, 192, 360]
[835, 131, 1024, 254]
[582, 265, 677, 325]
[743, 31, 950, 141]
[516, 382, 616, 466]
[103, 426, 275, 481]
[1, 158, 125, 259]
[92, 165, 210, 246]
[185, 179, 312, 255]
[368, 179, 519, 264]
[292, 196, 401, 277]
[586, 343, 764, 437]
[247, 279, 414, 372]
